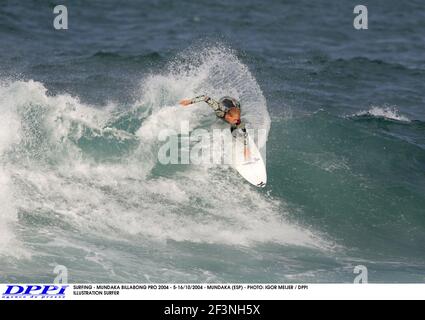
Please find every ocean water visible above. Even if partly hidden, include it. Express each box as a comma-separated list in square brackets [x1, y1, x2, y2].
[0, 0, 424, 283]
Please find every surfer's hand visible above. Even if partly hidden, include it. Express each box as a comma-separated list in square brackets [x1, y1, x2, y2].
[232, 127, 245, 138]
[179, 99, 192, 106]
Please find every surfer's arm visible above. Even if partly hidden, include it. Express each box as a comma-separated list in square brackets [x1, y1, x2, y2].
[180, 95, 226, 118]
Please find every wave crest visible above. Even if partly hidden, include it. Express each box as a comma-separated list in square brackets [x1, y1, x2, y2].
[352, 106, 410, 122]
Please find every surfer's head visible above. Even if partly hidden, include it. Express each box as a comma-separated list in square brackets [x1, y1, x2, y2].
[225, 107, 241, 125]
[220, 97, 241, 125]
[220, 97, 241, 111]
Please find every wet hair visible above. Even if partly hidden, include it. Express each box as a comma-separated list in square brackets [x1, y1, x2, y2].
[221, 98, 236, 110]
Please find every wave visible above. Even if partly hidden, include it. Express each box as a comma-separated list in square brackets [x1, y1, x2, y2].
[0, 47, 332, 260]
[350, 106, 411, 123]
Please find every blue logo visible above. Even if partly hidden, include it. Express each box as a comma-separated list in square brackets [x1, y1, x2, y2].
[2, 285, 68, 299]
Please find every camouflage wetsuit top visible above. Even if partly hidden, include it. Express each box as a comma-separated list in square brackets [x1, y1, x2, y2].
[189, 95, 246, 134]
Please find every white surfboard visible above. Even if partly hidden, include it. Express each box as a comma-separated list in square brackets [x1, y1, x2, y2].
[232, 132, 267, 187]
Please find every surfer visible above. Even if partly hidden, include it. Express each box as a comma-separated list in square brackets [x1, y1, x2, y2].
[179, 95, 246, 133]
[179, 95, 267, 186]
[179, 95, 249, 157]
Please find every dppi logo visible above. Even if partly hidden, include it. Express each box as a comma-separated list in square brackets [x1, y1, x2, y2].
[2, 285, 68, 299]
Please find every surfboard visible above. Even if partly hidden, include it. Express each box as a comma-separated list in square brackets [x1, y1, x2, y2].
[232, 132, 267, 187]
